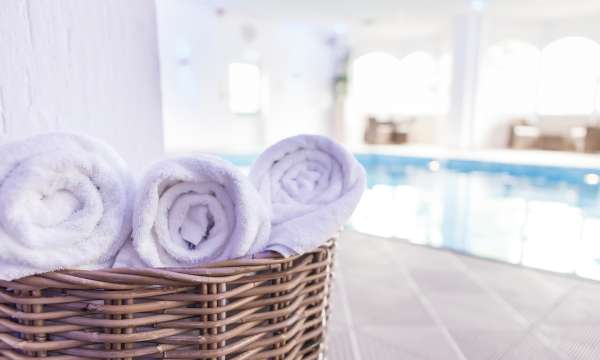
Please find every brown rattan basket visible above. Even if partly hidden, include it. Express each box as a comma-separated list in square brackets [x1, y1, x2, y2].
[0, 240, 335, 359]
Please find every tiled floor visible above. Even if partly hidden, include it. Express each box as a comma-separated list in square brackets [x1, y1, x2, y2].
[327, 231, 600, 359]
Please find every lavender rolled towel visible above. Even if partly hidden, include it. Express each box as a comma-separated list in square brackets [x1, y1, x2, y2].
[0, 133, 133, 280]
[249, 134, 366, 256]
[118, 156, 271, 268]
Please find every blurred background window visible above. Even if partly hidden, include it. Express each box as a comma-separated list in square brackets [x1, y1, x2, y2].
[350, 51, 449, 116]
[350, 52, 403, 116]
[479, 40, 541, 116]
[538, 36, 600, 115]
[396, 51, 448, 115]
[228, 62, 261, 114]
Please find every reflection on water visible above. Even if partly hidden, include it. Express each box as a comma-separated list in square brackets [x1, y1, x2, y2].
[350, 161, 600, 280]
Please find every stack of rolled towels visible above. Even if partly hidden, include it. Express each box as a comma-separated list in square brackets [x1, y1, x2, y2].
[0, 133, 366, 280]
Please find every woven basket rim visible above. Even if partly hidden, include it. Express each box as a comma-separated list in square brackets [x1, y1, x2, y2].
[3, 240, 335, 289]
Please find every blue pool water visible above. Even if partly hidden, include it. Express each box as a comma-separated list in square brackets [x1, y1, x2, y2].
[224, 153, 600, 280]
[354, 154, 600, 280]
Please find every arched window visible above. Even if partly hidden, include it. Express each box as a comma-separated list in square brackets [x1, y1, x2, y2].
[228, 62, 261, 114]
[350, 52, 404, 115]
[538, 37, 600, 115]
[397, 51, 448, 115]
[479, 40, 541, 115]
[350, 51, 448, 116]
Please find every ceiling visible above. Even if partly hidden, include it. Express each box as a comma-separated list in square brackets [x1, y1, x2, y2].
[210, 0, 600, 46]
[218, 0, 465, 26]
[489, 0, 600, 18]
[218, 0, 600, 24]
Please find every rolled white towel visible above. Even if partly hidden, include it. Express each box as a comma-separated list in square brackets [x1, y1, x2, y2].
[0, 133, 133, 280]
[125, 156, 271, 268]
[249, 134, 366, 255]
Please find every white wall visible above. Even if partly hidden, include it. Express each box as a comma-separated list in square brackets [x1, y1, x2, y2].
[0, 0, 164, 174]
[473, 12, 600, 149]
[156, 0, 335, 153]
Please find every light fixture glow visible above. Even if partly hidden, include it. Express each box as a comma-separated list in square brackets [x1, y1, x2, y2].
[228, 62, 261, 114]
[428, 160, 441, 172]
[584, 173, 600, 185]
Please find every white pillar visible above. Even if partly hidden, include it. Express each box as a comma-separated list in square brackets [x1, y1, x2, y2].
[0, 0, 164, 174]
[446, 9, 483, 148]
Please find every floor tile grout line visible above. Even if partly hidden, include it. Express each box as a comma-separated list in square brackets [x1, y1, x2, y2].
[335, 269, 364, 360]
[496, 282, 582, 360]
[454, 256, 575, 360]
[454, 257, 564, 359]
[401, 267, 468, 360]
[358, 325, 433, 360]
[453, 259, 531, 328]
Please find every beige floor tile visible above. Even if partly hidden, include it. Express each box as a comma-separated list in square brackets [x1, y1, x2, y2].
[327, 231, 600, 359]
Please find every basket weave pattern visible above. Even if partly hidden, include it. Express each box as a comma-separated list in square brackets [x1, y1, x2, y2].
[0, 241, 334, 359]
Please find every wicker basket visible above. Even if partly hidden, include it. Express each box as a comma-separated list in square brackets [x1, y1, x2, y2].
[0, 240, 335, 359]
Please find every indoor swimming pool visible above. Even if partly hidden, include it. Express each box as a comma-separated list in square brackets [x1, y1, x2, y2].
[224, 152, 600, 280]
[352, 153, 600, 280]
